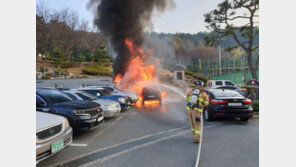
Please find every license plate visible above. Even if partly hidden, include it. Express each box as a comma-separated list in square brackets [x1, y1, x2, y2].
[148, 95, 155, 98]
[228, 103, 242, 106]
[51, 139, 64, 153]
[97, 116, 103, 122]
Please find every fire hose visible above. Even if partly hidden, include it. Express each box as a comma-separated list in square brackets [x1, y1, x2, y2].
[195, 112, 203, 167]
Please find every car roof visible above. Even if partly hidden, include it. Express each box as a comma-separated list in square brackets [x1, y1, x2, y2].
[36, 87, 55, 90]
[77, 87, 104, 90]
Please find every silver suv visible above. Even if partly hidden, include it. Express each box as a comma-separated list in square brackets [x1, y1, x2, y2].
[36, 111, 73, 164]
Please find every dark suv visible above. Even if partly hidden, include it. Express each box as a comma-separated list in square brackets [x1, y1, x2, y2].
[36, 88, 104, 131]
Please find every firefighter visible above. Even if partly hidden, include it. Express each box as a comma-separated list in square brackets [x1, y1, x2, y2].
[186, 81, 209, 143]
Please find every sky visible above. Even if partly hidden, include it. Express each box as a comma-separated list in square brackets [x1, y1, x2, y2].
[37, 0, 225, 34]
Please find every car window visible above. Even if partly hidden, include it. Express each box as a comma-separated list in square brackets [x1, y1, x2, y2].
[215, 81, 223, 85]
[103, 87, 114, 92]
[207, 82, 212, 87]
[63, 92, 79, 100]
[37, 89, 72, 104]
[98, 89, 112, 96]
[75, 92, 95, 100]
[225, 81, 235, 86]
[211, 90, 243, 98]
[81, 90, 99, 96]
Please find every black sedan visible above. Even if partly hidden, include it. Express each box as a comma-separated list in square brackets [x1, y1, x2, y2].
[141, 86, 162, 104]
[203, 89, 254, 121]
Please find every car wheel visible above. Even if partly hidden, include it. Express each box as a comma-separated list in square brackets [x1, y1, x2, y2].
[240, 117, 249, 121]
[142, 99, 145, 105]
[159, 98, 162, 105]
[204, 108, 213, 121]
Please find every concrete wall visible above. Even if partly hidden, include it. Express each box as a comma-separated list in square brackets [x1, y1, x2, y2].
[36, 77, 113, 89]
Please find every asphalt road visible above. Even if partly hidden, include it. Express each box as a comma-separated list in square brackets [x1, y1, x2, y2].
[200, 118, 259, 167]
[37, 87, 259, 167]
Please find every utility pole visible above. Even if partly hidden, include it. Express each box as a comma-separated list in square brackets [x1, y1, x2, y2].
[218, 45, 222, 75]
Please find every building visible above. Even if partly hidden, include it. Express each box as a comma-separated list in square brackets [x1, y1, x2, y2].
[173, 64, 186, 84]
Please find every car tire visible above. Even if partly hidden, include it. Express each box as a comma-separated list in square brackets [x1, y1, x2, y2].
[142, 99, 145, 105]
[240, 117, 249, 121]
[159, 98, 162, 105]
[204, 108, 213, 121]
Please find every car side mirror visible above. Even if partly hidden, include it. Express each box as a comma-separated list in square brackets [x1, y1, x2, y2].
[114, 90, 118, 93]
[97, 93, 101, 97]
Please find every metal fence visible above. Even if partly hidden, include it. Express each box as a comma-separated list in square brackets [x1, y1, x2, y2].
[36, 77, 113, 89]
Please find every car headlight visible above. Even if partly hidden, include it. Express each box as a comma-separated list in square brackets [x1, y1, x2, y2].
[64, 118, 70, 129]
[118, 97, 126, 103]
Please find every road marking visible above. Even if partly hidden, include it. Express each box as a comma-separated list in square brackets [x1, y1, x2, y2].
[70, 143, 88, 147]
[84, 130, 190, 167]
[50, 126, 188, 167]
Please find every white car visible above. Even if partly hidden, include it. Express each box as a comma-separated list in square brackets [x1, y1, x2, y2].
[206, 80, 235, 88]
[63, 90, 121, 117]
[86, 85, 139, 103]
[36, 111, 72, 164]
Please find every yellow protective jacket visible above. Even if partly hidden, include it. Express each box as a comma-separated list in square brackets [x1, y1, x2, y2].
[197, 91, 209, 108]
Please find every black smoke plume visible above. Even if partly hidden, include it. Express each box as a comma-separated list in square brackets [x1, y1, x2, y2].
[88, 0, 175, 77]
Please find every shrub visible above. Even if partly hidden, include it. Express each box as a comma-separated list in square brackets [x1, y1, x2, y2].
[82, 64, 112, 76]
[60, 62, 72, 68]
[43, 73, 53, 79]
[185, 70, 208, 83]
[253, 100, 259, 111]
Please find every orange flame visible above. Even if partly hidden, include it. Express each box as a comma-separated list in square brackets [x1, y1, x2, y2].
[114, 38, 166, 105]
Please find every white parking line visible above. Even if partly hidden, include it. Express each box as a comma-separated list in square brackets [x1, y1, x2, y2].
[49, 126, 188, 167]
[70, 143, 88, 147]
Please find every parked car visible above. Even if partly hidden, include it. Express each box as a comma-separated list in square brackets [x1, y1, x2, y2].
[86, 85, 139, 103]
[36, 87, 104, 131]
[206, 80, 247, 97]
[203, 89, 254, 121]
[36, 111, 73, 164]
[77, 87, 130, 110]
[215, 85, 248, 97]
[206, 80, 236, 87]
[62, 90, 121, 118]
[141, 86, 162, 104]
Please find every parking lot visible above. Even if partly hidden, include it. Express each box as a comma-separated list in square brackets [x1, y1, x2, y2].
[37, 86, 259, 167]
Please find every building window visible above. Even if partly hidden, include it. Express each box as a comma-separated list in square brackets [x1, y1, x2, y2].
[177, 72, 183, 80]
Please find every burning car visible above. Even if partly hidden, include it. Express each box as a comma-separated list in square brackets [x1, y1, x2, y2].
[141, 86, 162, 105]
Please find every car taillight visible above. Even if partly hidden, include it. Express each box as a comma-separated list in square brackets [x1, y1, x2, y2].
[243, 98, 252, 104]
[211, 99, 227, 104]
[242, 89, 247, 92]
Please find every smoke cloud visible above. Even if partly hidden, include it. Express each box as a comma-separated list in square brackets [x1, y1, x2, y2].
[88, 0, 175, 76]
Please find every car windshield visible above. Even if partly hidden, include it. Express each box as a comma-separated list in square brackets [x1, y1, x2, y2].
[211, 90, 243, 98]
[75, 92, 97, 100]
[64, 92, 79, 100]
[82, 89, 111, 96]
[98, 89, 112, 96]
[37, 89, 72, 104]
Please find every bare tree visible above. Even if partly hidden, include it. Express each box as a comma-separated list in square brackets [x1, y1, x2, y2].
[204, 0, 259, 80]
